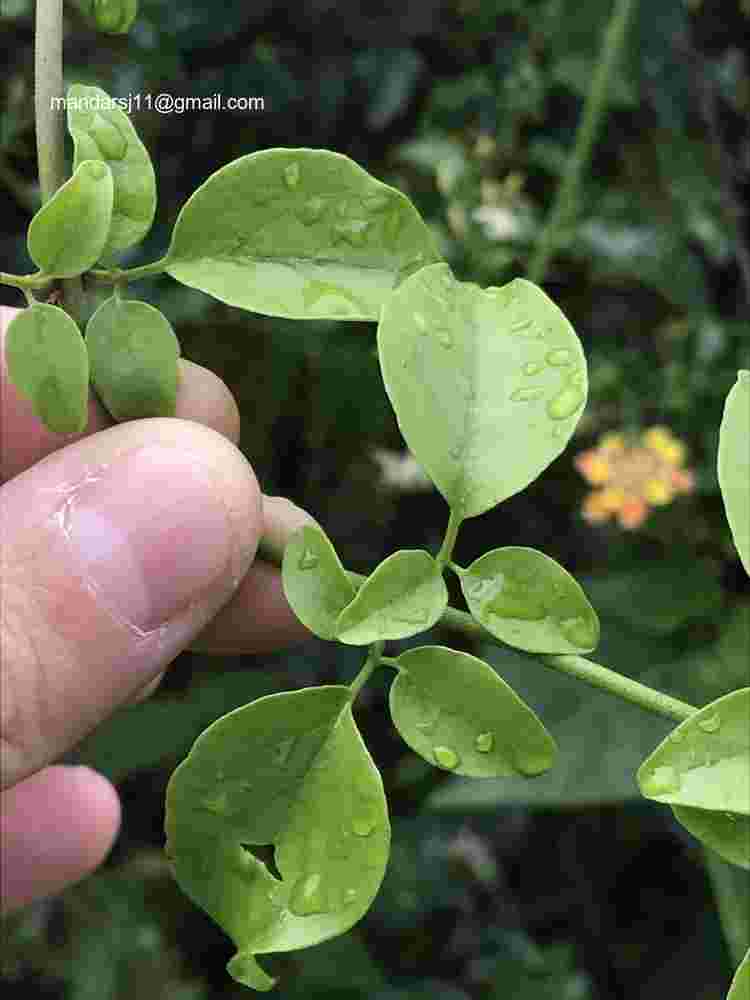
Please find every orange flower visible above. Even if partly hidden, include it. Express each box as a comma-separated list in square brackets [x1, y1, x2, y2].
[575, 425, 694, 530]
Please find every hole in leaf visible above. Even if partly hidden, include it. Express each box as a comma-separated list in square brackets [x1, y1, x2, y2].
[242, 843, 282, 881]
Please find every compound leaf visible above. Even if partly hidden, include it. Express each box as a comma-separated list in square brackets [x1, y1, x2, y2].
[85, 297, 180, 420]
[638, 689, 750, 817]
[165, 686, 390, 992]
[335, 550, 448, 645]
[67, 83, 157, 259]
[27, 160, 113, 277]
[282, 524, 357, 641]
[389, 646, 557, 777]
[458, 546, 599, 654]
[719, 371, 750, 577]
[377, 264, 587, 518]
[165, 148, 441, 320]
[4, 303, 89, 433]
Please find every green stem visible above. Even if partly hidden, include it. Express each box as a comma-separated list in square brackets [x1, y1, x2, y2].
[350, 641, 385, 702]
[436, 508, 463, 569]
[34, 0, 86, 322]
[258, 543, 697, 722]
[89, 257, 170, 285]
[527, 0, 638, 284]
[0, 271, 52, 291]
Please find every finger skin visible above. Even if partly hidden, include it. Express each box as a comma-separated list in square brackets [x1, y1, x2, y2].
[0, 765, 121, 914]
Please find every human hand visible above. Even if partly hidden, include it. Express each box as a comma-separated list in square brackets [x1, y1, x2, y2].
[0, 304, 314, 913]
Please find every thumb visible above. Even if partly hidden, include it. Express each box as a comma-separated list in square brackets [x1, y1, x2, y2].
[1, 417, 261, 790]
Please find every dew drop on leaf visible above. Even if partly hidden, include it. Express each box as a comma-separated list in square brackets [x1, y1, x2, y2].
[475, 732, 494, 753]
[298, 548, 320, 570]
[509, 317, 534, 335]
[558, 616, 597, 649]
[642, 765, 681, 796]
[698, 714, 721, 733]
[545, 348, 572, 366]
[510, 386, 544, 402]
[299, 196, 325, 225]
[344, 887, 358, 902]
[289, 872, 327, 916]
[513, 752, 552, 777]
[283, 162, 301, 189]
[351, 816, 376, 837]
[522, 361, 544, 376]
[201, 790, 229, 815]
[546, 383, 585, 420]
[433, 746, 460, 769]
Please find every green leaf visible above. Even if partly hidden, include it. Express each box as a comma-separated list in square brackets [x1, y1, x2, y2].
[377, 264, 587, 518]
[27, 160, 113, 277]
[164, 148, 441, 320]
[335, 550, 448, 645]
[389, 646, 557, 777]
[282, 524, 357, 640]
[638, 689, 750, 816]
[4, 303, 89, 433]
[164, 686, 390, 992]
[67, 84, 157, 259]
[458, 546, 599, 654]
[719, 371, 750, 577]
[729, 948, 750, 1000]
[85, 297, 180, 420]
[673, 806, 750, 870]
[72, 0, 138, 34]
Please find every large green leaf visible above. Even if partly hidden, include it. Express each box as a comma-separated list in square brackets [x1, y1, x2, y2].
[458, 547, 599, 654]
[638, 689, 750, 815]
[719, 371, 750, 577]
[165, 686, 389, 991]
[4, 303, 89, 434]
[389, 646, 557, 777]
[729, 948, 750, 1000]
[282, 524, 357, 641]
[26, 160, 113, 277]
[85, 297, 180, 420]
[67, 84, 157, 259]
[673, 806, 750, 870]
[377, 264, 587, 519]
[164, 148, 441, 320]
[335, 550, 448, 645]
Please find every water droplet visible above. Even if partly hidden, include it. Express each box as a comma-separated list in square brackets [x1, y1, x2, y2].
[351, 815, 377, 837]
[510, 386, 544, 402]
[434, 746, 460, 769]
[363, 193, 391, 213]
[546, 348, 572, 366]
[89, 114, 127, 160]
[332, 219, 371, 247]
[475, 732, 494, 753]
[546, 383, 585, 420]
[643, 765, 680, 796]
[523, 361, 544, 376]
[283, 161, 300, 189]
[570, 370, 586, 386]
[449, 443, 463, 460]
[413, 311, 428, 332]
[299, 196, 325, 225]
[201, 790, 229, 815]
[344, 887, 358, 902]
[298, 547, 319, 570]
[289, 873, 327, 916]
[394, 608, 429, 626]
[698, 714, 721, 733]
[435, 326, 453, 349]
[514, 753, 552, 777]
[558, 616, 596, 649]
[510, 317, 534, 335]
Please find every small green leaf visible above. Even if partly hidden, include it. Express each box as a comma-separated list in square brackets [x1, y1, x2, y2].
[389, 646, 557, 777]
[458, 547, 599, 654]
[672, 805, 750, 870]
[27, 160, 113, 277]
[4, 304, 89, 433]
[335, 550, 448, 645]
[72, 0, 138, 34]
[377, 264, 587, 518]
[85, 297, 180, 420]
[164, 148, 441, 320]
[67, 84, 157, 259]
[728, 948, 750, 1000]
[719, 371, 750, 577]
[282, 524, 357, 640]
[637, 689, 750, 816]
[164, 686, 390, 992]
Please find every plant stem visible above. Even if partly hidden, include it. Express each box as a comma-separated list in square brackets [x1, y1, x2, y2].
[34, 0, 86, 322]
[256, 542, 698, 722]
[0, 271, 52, 291]
[527, 0, 638, 284]
[436, 508, 463, 569]
[350, 641, 385, 702]
[89, 257, 170, 284]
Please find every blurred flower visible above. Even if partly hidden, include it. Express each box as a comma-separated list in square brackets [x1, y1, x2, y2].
[575, 426, 694, 530]
[472, 204, 523, 241]
[371, 448, 433, 492]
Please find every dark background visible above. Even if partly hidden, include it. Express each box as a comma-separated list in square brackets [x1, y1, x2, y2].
[1, 0, 749, 997]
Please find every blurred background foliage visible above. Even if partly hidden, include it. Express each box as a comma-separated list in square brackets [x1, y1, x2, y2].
[1, 0, 749, 997]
